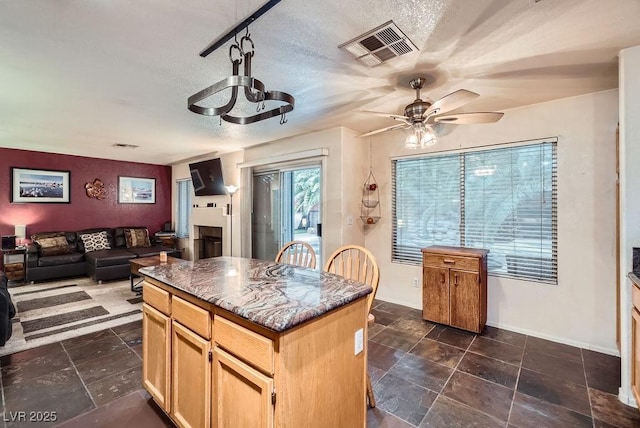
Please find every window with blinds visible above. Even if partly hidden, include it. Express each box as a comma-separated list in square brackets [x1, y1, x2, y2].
[176, 179, 192, 239]
[392, 140, 557, 284]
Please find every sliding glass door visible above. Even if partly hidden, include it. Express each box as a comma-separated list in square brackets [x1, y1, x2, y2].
[252, 166, 321, 263]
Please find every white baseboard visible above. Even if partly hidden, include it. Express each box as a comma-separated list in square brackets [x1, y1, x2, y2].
[484, 320, 620, 357]
[375, 295, 620, 357]
[619, 387, 637, 408]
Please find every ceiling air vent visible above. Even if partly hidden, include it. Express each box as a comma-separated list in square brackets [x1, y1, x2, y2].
[338, 20, 418, 67]
[112, 143, 139, 149]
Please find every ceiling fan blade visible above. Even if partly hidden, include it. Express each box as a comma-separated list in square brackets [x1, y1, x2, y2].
[424, 89, 480, 117]
[434, 112, 504, 124]
[360, 111, 411, 123]
[358, 123, 411, 138]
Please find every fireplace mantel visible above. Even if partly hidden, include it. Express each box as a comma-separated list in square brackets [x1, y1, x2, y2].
[190, 207, 230, 258]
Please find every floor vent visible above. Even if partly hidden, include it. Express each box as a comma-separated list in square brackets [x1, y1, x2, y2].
[338, 20, 418, 67]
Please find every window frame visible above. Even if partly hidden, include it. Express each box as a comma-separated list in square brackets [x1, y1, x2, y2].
[176, 178, 192, 239]
[392, 138, 558, 284]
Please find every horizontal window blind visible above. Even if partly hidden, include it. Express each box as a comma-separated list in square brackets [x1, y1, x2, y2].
[392, 140, 557, 284]
[176, 179, 192, 239]
[392, 153, 461, 263]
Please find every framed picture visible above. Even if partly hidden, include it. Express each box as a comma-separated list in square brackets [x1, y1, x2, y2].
[118, 176, 156, 204]
[11, 167, 71, 203]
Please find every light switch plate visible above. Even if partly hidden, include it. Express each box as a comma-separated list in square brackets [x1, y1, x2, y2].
[354, 328, 364, 355]
[347, 215, 354, 226]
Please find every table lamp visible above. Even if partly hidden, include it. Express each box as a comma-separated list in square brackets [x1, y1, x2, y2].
[14, 225, 26, 248]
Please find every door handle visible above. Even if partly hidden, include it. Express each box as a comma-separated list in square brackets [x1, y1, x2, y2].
[454, 274, 458, 285]
[440, 272, 445, 284]
[443, 259, 456, 264]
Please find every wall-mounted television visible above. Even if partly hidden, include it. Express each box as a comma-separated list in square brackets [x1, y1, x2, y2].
[189, 158, 226, 196]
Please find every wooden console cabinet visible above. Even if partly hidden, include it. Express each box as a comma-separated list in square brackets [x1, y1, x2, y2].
[421, 246, 489, 333]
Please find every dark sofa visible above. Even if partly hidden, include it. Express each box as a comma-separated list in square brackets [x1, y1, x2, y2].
[0, 271, 16, 346]
[27, 227, 180, 283]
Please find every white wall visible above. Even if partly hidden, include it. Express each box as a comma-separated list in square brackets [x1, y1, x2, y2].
[366, 90, 619, 354]
[171, 150, 244, 259]
[619, 45, 640, 405]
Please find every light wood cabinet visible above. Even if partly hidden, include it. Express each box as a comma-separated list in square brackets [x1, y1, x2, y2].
[172, 321, 211, 428]
[213, 347, 274, 428]
[141, 276, 368, 428]
[422, 246, 489, 333]
[142, 303, 171, 412]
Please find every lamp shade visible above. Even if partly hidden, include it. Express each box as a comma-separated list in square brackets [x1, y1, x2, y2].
[14, 225, 26, 239]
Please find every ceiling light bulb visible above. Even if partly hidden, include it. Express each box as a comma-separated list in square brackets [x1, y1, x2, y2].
[405, 133, 418, 149]
[420, 128, 437, 148]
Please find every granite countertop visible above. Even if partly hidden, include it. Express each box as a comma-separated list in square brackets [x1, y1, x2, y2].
[629, 272, 640, 284]
[139, 257, 373, 332]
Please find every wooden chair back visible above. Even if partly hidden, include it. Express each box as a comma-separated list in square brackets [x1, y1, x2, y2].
[323, 245, 380, 313]
[275, 240, 317, 269]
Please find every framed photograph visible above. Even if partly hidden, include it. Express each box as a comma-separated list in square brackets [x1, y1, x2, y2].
[11, 167, 71, 203]
[118, 176, 156, 204]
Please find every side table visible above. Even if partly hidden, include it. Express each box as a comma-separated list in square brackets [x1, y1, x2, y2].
[1, 247, 27, 285]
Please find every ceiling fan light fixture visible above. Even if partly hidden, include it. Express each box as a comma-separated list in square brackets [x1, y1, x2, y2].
[420, 127, 437, 148]
[405, 133, 418, 149]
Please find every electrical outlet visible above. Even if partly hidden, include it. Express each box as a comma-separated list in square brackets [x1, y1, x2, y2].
[354, 328, 364, 355]
[346, 215, 354, 226]
[413, 277, 419, 288]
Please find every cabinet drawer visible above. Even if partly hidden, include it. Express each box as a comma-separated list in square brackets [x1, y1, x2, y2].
[143, 281, 171, 315]
[423, 254, 479, 272]
[214, 316, 274, 375]
[172, 296, 211, 339]
[633, 282, 640, 312]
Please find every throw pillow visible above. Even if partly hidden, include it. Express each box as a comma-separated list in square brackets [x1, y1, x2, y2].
[33, 235, 72, 257]
[79, 231, 111, 253]
[124, 228, 151, 248]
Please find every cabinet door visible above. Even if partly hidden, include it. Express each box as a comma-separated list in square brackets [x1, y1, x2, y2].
[449, 270, 480, 332]
[172, 321, 211, 428]
[142, 303, 171, 412]
[423, 267, 449, 325]
[213, 347, 274, 428]
[632, 308, 640, 406]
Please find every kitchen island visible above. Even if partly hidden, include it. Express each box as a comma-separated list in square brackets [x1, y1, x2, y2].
[139, 256, 372, 428]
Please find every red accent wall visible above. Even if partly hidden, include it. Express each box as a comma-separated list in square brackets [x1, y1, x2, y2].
[0, 148, 171, 238]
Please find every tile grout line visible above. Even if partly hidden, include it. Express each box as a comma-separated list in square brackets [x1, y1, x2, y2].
[60, 329, 138, 413]
[506, 333, 527, 428]
[60, 340, 98, 412]
[369, 321, 434, 427]
[416, 328, 477, 427]
[580, 348, 597, 428]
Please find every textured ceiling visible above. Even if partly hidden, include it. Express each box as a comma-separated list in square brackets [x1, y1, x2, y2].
[1, 0, 639, 164]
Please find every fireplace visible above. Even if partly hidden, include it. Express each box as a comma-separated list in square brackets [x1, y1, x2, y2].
[195, 226, 222, 260]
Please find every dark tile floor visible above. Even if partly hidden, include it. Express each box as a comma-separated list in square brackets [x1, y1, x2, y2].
[0, 301, 637, 427]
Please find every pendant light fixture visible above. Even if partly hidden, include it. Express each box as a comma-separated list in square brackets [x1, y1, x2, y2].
[187, 1, 294, 125]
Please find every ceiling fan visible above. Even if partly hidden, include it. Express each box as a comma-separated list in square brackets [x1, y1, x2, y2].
[359, 77, 504, 149]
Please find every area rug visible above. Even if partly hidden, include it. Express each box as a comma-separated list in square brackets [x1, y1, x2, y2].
[1, 277, 142, 357]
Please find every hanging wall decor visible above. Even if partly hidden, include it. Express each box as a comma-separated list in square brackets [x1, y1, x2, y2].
[85, 178, 106, 200]
[360, 140, 381, 224]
